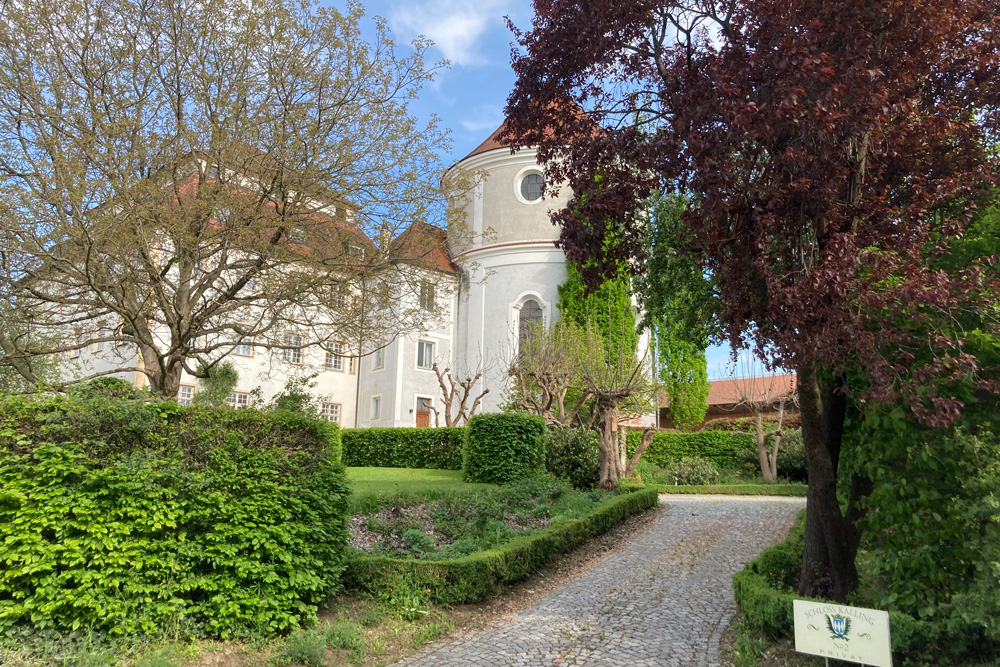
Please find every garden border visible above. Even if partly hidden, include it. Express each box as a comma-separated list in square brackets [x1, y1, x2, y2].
[627, 483, 808, 496]
[343, 487, 659, 605]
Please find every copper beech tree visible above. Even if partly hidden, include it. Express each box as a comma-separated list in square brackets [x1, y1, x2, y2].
[504, 0, 1000, 599]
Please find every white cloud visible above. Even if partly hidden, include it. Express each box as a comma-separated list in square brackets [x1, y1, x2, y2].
[389, 0, 510, 67]
[460, 104, 505, 133]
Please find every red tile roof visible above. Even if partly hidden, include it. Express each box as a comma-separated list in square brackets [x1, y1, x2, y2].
[660, 374, 797, 408]
[390, 222, 458, 274]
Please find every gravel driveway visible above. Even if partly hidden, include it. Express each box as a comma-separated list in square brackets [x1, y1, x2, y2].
[389, 494, 805, 667]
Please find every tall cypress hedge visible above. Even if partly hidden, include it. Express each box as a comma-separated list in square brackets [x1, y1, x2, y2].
[0, 395, 350, 639]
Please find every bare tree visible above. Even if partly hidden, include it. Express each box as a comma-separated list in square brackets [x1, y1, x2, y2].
[430, 360, 491, 427]
[578, 323, 659, 490]
[506, 320, 592, 425]
[0, 0, 454, 397]
[730, 354, 798, 484]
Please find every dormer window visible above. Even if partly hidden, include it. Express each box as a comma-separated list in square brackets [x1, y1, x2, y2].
[344, 242, 365, 261]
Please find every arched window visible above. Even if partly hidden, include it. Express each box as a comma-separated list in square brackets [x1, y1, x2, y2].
[518, 299, 544, 358]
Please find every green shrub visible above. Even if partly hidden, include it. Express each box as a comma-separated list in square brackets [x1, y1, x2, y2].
[345, 488, 657, 605]
[463, 413, 546, 484]
[776, 429, 807, 481]
[0, 395, 349, 639]
[342, 427, 465, 470]
[655, 457, 720, 485]
[322, 621, 362, 649]
[68, 377, 142, 400]
[278, 629, 327, 666]
[545, 426, 599, 489]
[626, 430, 755, 469]
[622, 482, 808, 496]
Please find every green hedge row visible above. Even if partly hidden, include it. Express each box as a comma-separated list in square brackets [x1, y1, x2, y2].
[627, 430, 755, 468]
[341, 427, 465, 470]
[463, 413, 547, 484]
[625, 483, 808, 496]
[344, 487, 658, 604]
[733, 511, 981, 661]
[0, 395, 349, 639]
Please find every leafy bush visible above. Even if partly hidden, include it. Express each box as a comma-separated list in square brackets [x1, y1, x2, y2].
[545, 426, 599, 488]
[642, 457, 720, 485]
[626, 430, 755, 469]
[345, 488, 658, 604]
[68, 376, 142, 400]
[463, 413, 546, 484]
[0, 395, 349, 639]
[342, 427, 465, 470]
[278, 629, 327, 666]
[732, 429, 808, 481]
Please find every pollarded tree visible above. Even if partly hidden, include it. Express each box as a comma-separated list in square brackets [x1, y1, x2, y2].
[505, 0, 1000, 600]
[0, 0, 451, 398]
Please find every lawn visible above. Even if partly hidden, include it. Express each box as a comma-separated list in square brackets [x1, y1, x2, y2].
[346, 466, 495, 500]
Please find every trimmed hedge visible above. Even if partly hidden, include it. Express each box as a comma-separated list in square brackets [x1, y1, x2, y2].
[344, 487, 658, 604]
[463, 413, 547, 484]
[627, 430, 755, 468]
[626, 483, 808, 496]
[733, 511, 979, 660]
[0, 395, 349, 639]
[341, 427, 465, 470]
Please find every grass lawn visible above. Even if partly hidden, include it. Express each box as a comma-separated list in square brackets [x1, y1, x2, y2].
[346, 466, 495, 499]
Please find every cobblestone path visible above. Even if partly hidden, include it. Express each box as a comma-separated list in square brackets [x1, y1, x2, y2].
[391, 494, 805, 667]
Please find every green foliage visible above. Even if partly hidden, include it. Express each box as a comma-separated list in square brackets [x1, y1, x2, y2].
[342, 428, 465, 470]
[545, 426, 600, 489]
[270, 373, 320, 414]
[344, 488, 658, 605]
[732, 429, 808, 482]
[278, 629, 327, 666]
[733, 510, 989, 662]
[636, 194, 717, 431]
[322, 621, 362, 650]
[626, 430, 755, 468]
[641, 457, 720, 485]
[557, 261, 638, 368]
[622, 482, 808, 496]
[0, 394, 349, 639]
[463, 413, 546, 484]
[68, 377, 142, 400]
[191, 361, 239, 407]
[354, 476, 604, 561]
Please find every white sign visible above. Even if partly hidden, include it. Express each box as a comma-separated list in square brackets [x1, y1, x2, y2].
[793, 599, 893, 666]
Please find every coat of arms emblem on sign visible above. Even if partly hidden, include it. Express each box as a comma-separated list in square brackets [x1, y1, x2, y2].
[826, 613, 852, 641]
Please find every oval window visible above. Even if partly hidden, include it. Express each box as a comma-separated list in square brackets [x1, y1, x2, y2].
[519, 173, 544, 201]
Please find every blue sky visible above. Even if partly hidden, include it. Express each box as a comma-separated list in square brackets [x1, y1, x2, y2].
[342, 0, 745, 379]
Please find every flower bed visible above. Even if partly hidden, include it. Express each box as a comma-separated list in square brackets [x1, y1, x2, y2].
[344, 484, 658, 604]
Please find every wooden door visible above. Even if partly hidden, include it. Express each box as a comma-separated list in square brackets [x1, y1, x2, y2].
[416, 397, 432, 427]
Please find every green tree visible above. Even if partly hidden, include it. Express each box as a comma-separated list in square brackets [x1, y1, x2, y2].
[558, 261, 637, 368]
[638, 195, 717, 430]
[192, 362, 239, 407]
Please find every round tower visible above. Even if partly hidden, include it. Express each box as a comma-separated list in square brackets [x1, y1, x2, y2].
[446, 124, 571, 413]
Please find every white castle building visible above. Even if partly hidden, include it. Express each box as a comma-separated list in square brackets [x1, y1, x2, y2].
[63, 123, 622, 427]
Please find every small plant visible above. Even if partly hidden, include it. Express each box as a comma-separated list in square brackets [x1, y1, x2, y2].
[323, 621, 362, 650]
[359, 608, 382, 627]
[402, 529, 436, 556]
[134, 647, 180, 667]
[278, 629, 327, 666]
[661, 457, 720, 485]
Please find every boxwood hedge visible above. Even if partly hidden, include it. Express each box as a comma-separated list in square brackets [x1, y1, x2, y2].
[627, 430, 755, 468]
[344, 487, 658, 604]
[341, 427, 465, 470]
[463, 413, 547, 484]
[0, 395, 350, 639]
[733, 510, 985, 662]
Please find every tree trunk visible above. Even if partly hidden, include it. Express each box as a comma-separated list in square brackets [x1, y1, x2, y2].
[796, 362, 860, 602]
[596, 402, 620, 490]
[755, 411, 777, 483]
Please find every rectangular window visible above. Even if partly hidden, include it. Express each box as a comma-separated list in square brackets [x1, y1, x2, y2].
[348, 355, 356, 374]
[226, 391, 250, 409]
[233, 327, 254, 357]
[417, 340, 434, 370]
[93, 327, 106, 353]
[373, 346, 385, 370]
[69, 330, 81, 359]
[344, 242, 365, 261]
[370, 395, 381, 421]
[332, 284, 349, 310]
[419, 281, 436, 311]
[177, 385, 195, 406]
[325, 343, 344, 371]
[282, 333, 303, 364]
[320, 402, 341, 424]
